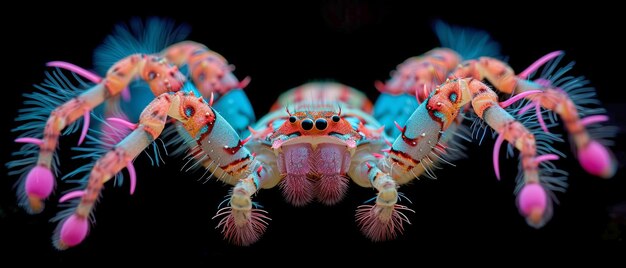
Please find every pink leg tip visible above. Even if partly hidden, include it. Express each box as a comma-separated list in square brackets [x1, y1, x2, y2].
[77, 109, 90, 146]
[25, 166, 55, 199]
[238, 76, 251, 89]
[578, 140, 617, 179]
[518, 183, 547, 218]
[492, 134, 505, 181]
[46, 61, 102, 83]
[59, 215, 89, 247]
[374, 80, 386, 93]
[59, 190, 85, 203]
[518, 51, 564, 79]
[127, 161, 136, 195]
[499, 90, 543, 108]
[15, 137, 44, 145]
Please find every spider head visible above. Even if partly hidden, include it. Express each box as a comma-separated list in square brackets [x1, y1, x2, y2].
[270, 107, 361, 151]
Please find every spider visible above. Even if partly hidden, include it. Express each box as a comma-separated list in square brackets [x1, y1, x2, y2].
[7, 18, 616, 250]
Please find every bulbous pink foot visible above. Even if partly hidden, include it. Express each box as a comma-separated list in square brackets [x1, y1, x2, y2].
[518, 183, 548, 228]
[24, 166, 55, 213]
[578, 140, 616, 179]
[54, 215, 89, 250]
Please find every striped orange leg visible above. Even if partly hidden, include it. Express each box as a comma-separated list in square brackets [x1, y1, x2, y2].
[171, 89, 279, 246]
[453, 55, 616, 178]
[465, 79, 557, 227]
[163, 41, 250, 97]
[53, 90, 276, 249]
[351, 159, 413, 241]
[130, 89, 278, 246]
[14, 54, 185, 214]
[52, 93, 173, 249]
[213, 170, 273, 246]
[376, 78, 560, 229]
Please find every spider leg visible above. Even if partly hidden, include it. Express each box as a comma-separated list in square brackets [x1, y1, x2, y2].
[360, 78, 562, 233]
[10, 54, 185, 214]
[52, 92, 174, 249]
[454, 54, 616, 178]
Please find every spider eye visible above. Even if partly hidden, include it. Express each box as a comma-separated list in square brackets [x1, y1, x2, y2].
[449, 92, 457, 102]
[289, 116, 297, 123]
[331, 115, 340, 122]
[301, 119, 314, 130]
[315, 118, 327, 130]
[185, 106, 195, 117]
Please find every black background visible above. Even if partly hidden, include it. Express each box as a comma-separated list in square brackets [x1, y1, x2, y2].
[1, 1, 625, 264]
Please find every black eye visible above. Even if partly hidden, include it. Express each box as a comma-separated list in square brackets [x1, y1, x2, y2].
[331, 115, 340, 122]
[301, 119, 314, 130]
[148, 71, 157, 80]
[289, 116, 297, 123]
[315, 118, 327, 130]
